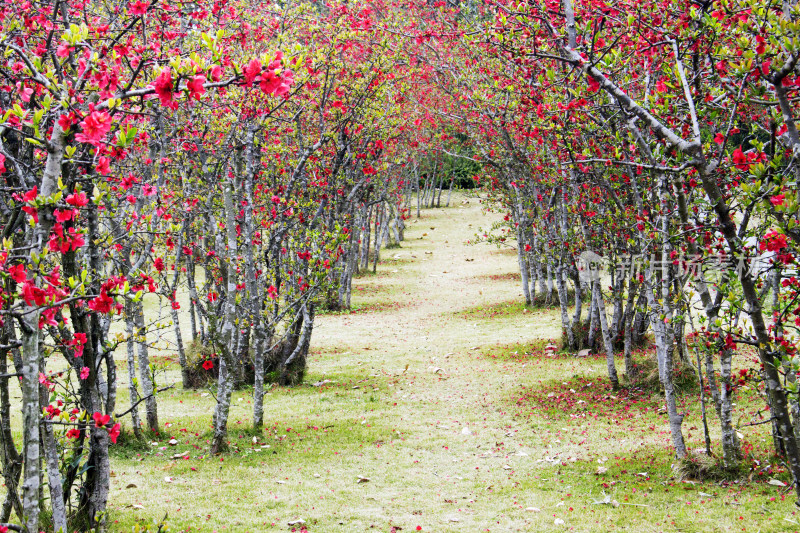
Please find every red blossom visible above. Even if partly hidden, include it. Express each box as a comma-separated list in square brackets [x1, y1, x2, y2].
[88, 290, 115, 314]
[187, 75, 206, 99]
[153, 69, 176, 108]
[242, 59, 262, 87]
[109, 423, 121, 444]
[129, 0, 149, 15]
[66, 192, 89, 207]
[93, 412, 111, 428]
[8, 264, 26, 283]
[75, 108, 112, 146]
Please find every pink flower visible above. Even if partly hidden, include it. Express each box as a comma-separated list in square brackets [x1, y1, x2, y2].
[154, 257, 165, 272]
[56, 44, 75, 57]
[109, 423, 121, 443]
[70, 332, 86, 358]
[92, 412, 111, 428]
[54, 209, 76, 222]
[152, 69, 176, 108]
[76, 109, 112, 146]
[242, 59, 261, 87]
[770, 194, 785, 207]
[88, 290, 115, 314]
[23, 186, 38, 203]
[20, 87, 33, 102]
[210, 65, 223, 81]
[760, 231, 788, 252]
[66, 192, 89, 207]
[8, 264, 26, 283]
[96, 157, 111, 176]
[80, 366, 90, 380]
[129, 0, 149, 15]
[187, 75, 206, 99]
[58, 114, 74, 132]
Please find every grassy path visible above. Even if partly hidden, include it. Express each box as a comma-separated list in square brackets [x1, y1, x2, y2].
[112, 194, 797, 532]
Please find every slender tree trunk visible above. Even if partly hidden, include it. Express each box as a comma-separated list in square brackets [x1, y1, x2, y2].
[518, 236, 531, 305]
[372, 203, 384, 273]
[645, 271, 687, 458]
[587, 288, 598, 350]
[124, 306, 142, 438]
[623, 280, 638, 381]
[188, 257, 198, 341]
[20, 311, 41, 533]
[361, 206, 371, 271]
[0, 322, 23, 523]
[446, 177, 454, 207]
[131, 300, 158, 432]
[171, 303, 189, 390]
[210, 174, 240, 455]
[594, 282, 619, 389]
[555, 263, 575, 349]
[42, 422, 67, 533]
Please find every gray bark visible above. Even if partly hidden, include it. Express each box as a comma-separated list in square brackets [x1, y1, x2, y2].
[594, 282, 619, 389]
[132, 300, 158, 432]
[210, 173, 239, 454]
[20, 312, 41, 533]
[554, 264, 575, 349]
[124, 306, 142, 438]
[42, 423, 67, 532]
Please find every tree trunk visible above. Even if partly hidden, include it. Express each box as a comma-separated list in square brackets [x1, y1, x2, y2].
[210, 173, 239, 455]
[132, 300, 158, 433]
[517, 236, 531, 305]
[623, 280, 639, 381]
[42, 422, 67, 533]
[555, 263, 575, 350]
[171, 303, 189, 390]
[594, 282, 619, 389]
[124, 306, 142, 438]
[587, 288, 598, 350]
[20, 311, 41, 533]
